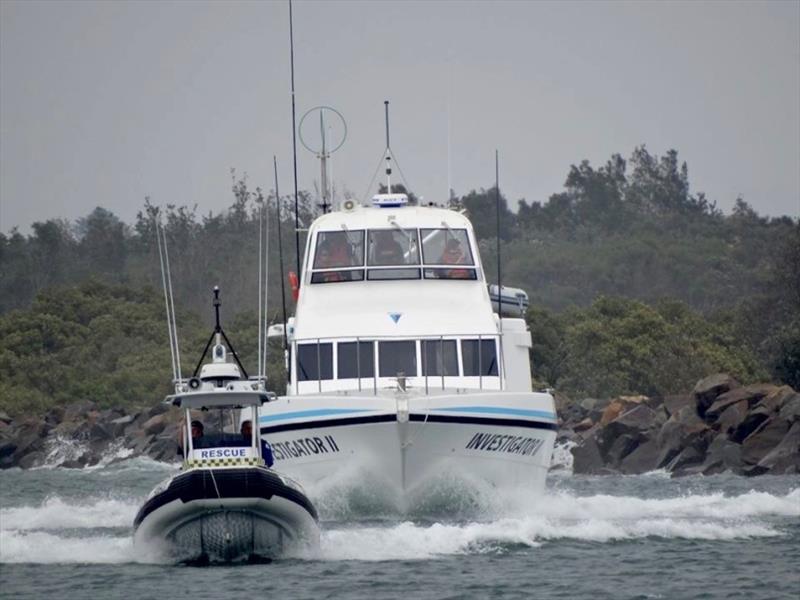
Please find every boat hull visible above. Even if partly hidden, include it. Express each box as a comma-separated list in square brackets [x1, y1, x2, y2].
[133, 467, 319, 563]
[260, 391, 557, 507]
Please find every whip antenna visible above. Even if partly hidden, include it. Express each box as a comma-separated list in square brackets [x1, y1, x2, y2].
[274, 156, 289, 351]
[289, 0, 301, 278]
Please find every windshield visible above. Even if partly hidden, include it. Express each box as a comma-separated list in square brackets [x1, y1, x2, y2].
[368, 229, 420, 266]
[421, 228, 474, 265]
[313, 230, 365, 269]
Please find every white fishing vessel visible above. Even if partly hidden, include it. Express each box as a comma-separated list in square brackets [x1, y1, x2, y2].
[260, 153, 557, 504]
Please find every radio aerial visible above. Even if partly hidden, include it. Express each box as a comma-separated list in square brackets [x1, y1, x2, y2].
[299, 106, 347, 213]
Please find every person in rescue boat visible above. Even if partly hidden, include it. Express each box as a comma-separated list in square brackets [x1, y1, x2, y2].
[240, 420, 275, 467]
[176, 420, 204, 456]
[316, 235, 352, 282]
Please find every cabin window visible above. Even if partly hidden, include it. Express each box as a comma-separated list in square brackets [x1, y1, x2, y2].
[378, 340, 417, 377]
[337, 341, 375, 379]
[462, 339, 498, 376]
[423, 268, 477, 281]
[311, 269, 365, 284]
[297, 343, 333, 381]
[367, 268, 421, 281]
[421, 339, 458, 376]
[420, 228, 474, 266]
[313, 230, 365, 269]
[368, 229, 420, 266]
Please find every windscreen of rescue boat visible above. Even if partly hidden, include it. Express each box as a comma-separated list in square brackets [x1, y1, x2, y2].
[421, 228, 477, 280]
[189, 407, 248, 449]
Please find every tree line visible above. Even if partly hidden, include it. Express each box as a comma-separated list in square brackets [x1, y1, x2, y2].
[0, 147, 797, 415]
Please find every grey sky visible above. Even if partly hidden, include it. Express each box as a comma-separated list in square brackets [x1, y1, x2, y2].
[1, 0, 798, 233]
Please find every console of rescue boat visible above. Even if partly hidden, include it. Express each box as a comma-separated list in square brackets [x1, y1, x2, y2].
[133, 288, 319, 563]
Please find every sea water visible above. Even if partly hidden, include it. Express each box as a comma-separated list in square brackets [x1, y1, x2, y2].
[1, 448, 798, 600]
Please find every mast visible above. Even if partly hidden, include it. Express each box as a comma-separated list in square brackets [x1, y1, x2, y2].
[289, 0, 301, 278]
[384, 100, 392, 194]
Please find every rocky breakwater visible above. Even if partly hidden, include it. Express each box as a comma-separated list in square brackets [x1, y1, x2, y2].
[562, 374, 800, 476]
[0, 400, 184, 469]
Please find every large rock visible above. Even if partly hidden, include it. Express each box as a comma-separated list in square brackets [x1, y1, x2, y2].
[741, 417, 791, 466]
[598, 404, 660, 463]
[656, 405, 709, 468]
[698, 434, 743, 476]
[142, 413, 170, 436]
[693, 373, 740, 417]
[571, 434, 614, 474]
[706, 384, 778, 420]
[662, 395, 692, 418]
[619, 439, 660, 474]
[0, 411, 12, 424]
[779, 393, 800, 423]
[62, 400, 98, 423]
[757, 421, 800, 474]
[749, 386, 795, 420]
[599, 396, 647, 427]
[716, 400, 750, 435]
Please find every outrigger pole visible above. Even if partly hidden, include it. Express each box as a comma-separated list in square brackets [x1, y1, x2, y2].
[274, 156, 289, 351]
[289, 0, 302, 278]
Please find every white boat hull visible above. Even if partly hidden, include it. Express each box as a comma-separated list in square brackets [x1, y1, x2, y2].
[259, 391, 557, 507]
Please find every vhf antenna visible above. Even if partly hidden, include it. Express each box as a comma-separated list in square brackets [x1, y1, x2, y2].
[384, 100, 392, 194]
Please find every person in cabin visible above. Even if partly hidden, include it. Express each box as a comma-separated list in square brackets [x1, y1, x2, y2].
[240, 420, 275, 467]
[177, 419, 204, 456]
[372, 230, 405, 265]
[439, 238, 470, 279]
[316, 235, 352, 282]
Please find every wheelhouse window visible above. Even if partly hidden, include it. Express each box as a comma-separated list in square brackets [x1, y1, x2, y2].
[311, 270, 365, 284]
[421, 339, 458, 376]
[367, 268, 421, 281]
[420, 228, 474, 266]
[368, 229, 420, 266]
[297, 343, 333, 381]
[462, 339, 498, 376]
[337, 341, 375, 379]
[313, 230, 365, 269]
[378, 340, 417, 377]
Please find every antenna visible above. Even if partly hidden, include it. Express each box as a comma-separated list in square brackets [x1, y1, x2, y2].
[495, 149, 502, 309]
[299, 106, 347, 214]
[384, 100, 392, 194]
[274, 156, 289, 351]
[289, 0, 301, 278]
[154, 210, 179, 384]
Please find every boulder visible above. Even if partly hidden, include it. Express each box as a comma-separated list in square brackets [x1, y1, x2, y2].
[619, 439, 660, 474]
[668, 445, 707, 476]
[741, 417, 791, 466]
[698, 434, 743, 475]
[732, 412, 771, 444]
[662, 395, 692, 418]
[571, 434, 614, 474]
[146, 436, 180, 462]
[62, 400, 98, 423]
[604, 433, 642, 466]
[17, 451, 44, 469]
[44, 407, 65, 425]
[757, 421, 800, 474]
[89, 422, 113, 442]
[0, 411, 12, 424]
[749, 386, 795, 419]
[573, 418, 594, 432]
[146, 403, 169, 418]
[779, 393, 800, 423]
[693, 373, 740, 417]
[142, 413, 170, 436]
[598, 398, 647, 427]
[716, 400, 750, 435]
[656, 405, 709, 468]
[706, 384, 777, 420]
[598, 404, 659, 458]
